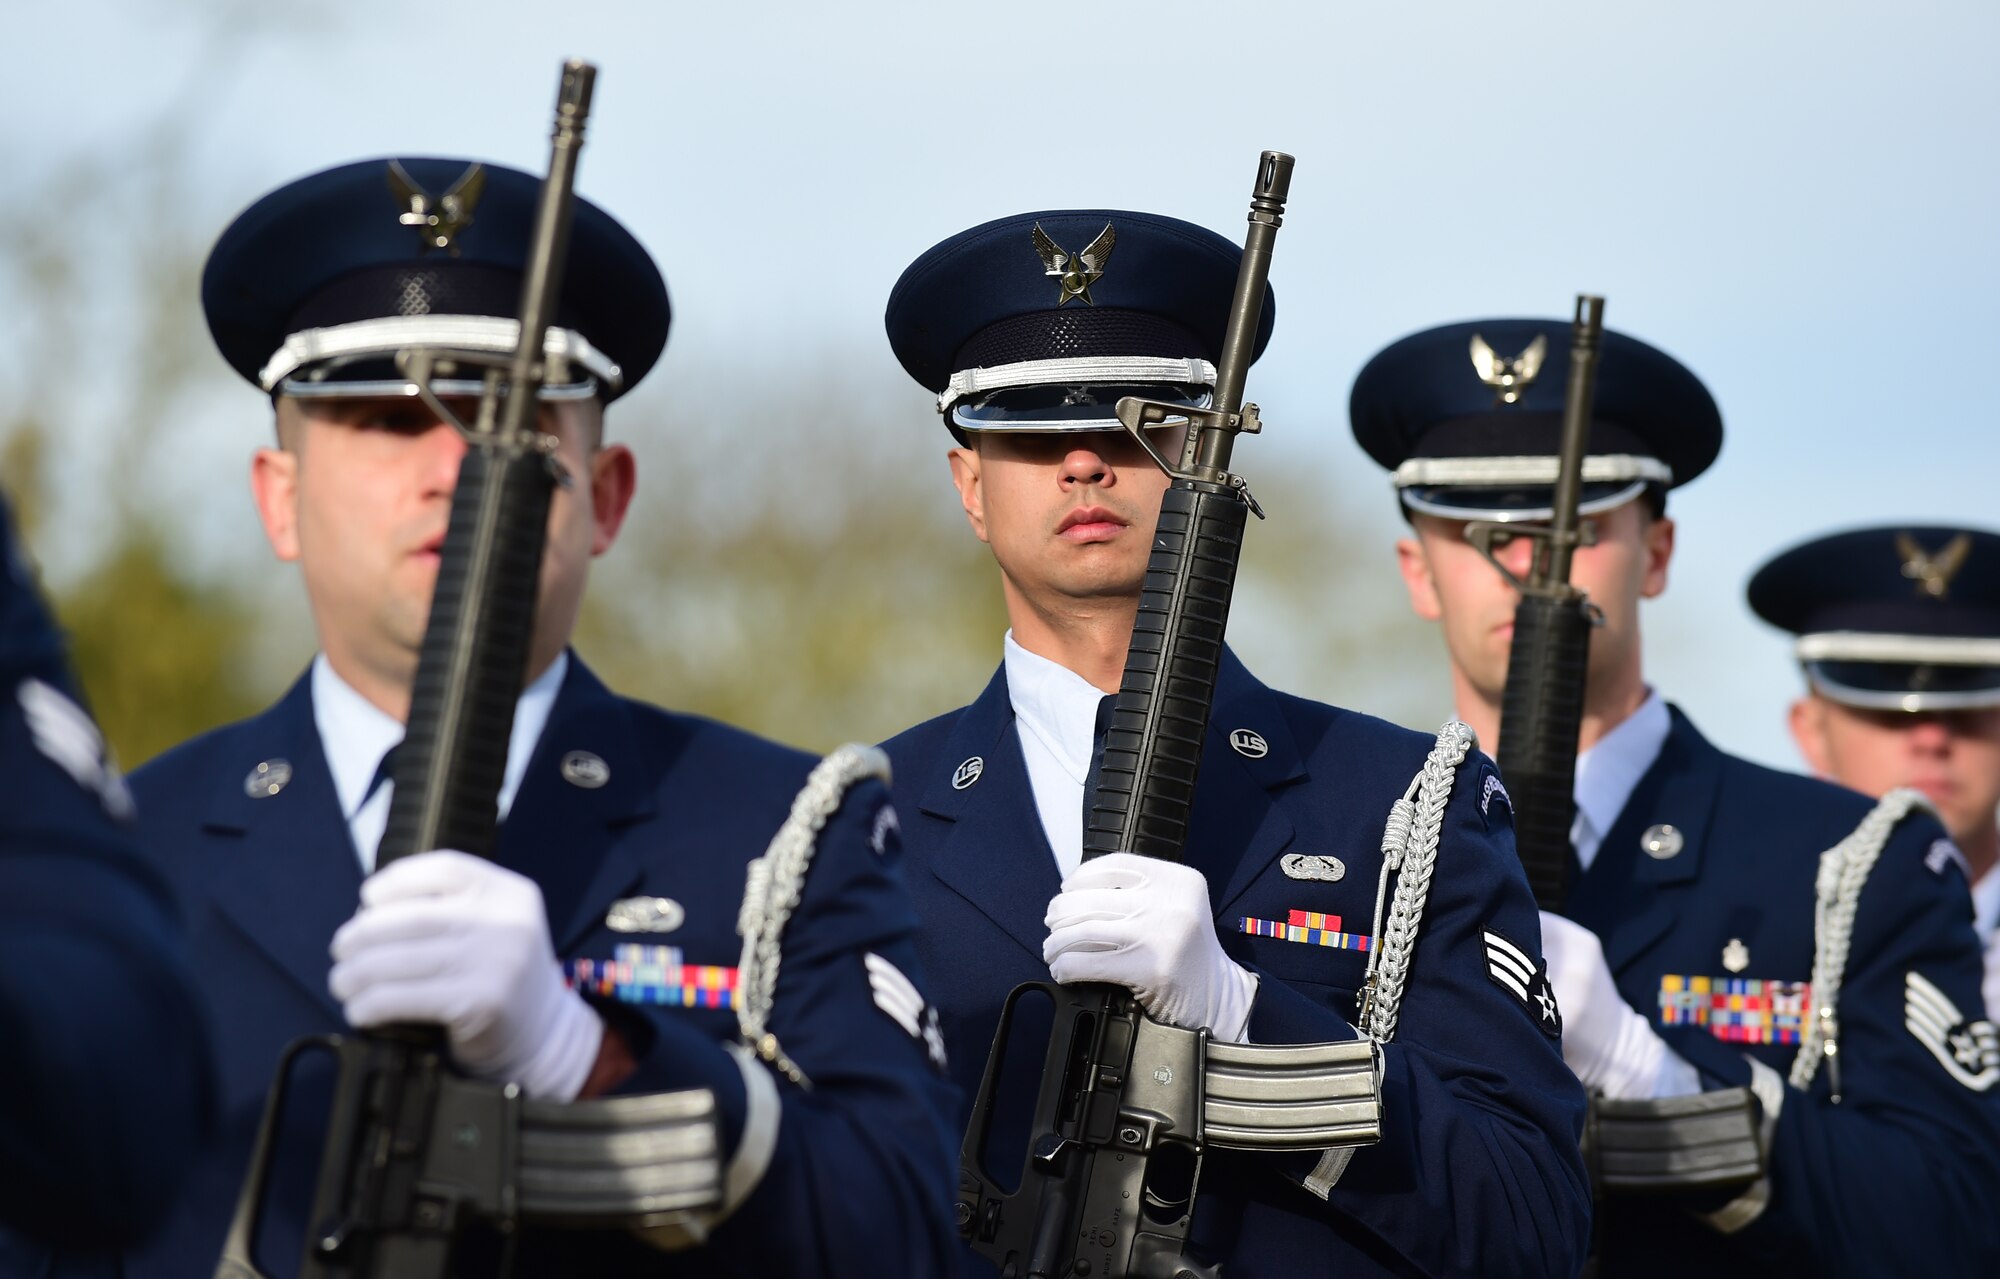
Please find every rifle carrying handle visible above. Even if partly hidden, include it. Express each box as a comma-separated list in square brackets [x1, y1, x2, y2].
[1496, 592, 1593, 910]
[1084, 480, 1248, 863]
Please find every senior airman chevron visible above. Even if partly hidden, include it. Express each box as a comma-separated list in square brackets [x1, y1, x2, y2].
[1239, 909, 1373, 951]
[1483, 929, 1561, 1037]
[566, 944, 739, 1009]
[1657, 974, 1811, 1045]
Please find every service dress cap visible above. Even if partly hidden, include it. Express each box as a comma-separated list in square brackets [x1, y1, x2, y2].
[202, 156, 669, 403]
[885, 209, 1273, 433]
[1349, 318, 1721, 521]
[1749, 525, 2000, 712]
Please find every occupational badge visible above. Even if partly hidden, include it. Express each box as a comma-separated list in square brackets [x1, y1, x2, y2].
[605, 896, 686, 935]
[1280, 853, 1345, 883]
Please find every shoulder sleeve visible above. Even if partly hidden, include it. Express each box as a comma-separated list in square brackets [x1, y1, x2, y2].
[1665, 809, 2000, 1273]
[614, 772, 958, 1276]
[1250, 742, 1592, 1278]
[0, 499, 218, 1246]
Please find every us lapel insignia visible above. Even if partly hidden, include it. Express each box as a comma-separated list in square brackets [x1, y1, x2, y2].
[244, 757, 293, 799]
[605, 896, 686, 935]
[1658, 974, 1811, 1045]
[561, 750, 610, 789]
[1483, 928, 1561, 1039]
[1905, 971, 2000, 1091]
[951, 756, 984, 790]
[1229, 728, 1270, 758]
[1240, 910, 1372, 952]
[1898, 531, 1972, 600]
[1722, 937, 1750, 973]
[386, 159, 486, 255]
[1640, 823, 1684, 859]
[1281, 853, 1346, 883]
[1030, 222, 1116, 307]
[1468, 332, 1548, 406]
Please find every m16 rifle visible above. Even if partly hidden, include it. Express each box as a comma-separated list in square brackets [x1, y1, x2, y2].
[217, 61, 724, 1279]
[956, 153, 1382, 1279]
[1465, 295, 1606, 914]
[1467, 297, 1764, 1205]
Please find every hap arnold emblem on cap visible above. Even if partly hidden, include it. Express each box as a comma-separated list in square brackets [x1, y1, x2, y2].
[1897, 531, 1971, 600]
[386, 159, 486, 255]
[1468, 332, 1548, 406]
[1031, 222, 1116, 307]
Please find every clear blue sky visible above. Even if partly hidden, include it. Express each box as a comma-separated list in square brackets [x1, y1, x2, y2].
[8, 0, 1998, 769]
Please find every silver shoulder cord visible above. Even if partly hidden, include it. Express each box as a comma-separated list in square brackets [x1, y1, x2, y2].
[1359, 720, 1478, 1045]
[1791, 786, 1932, 1096]
[1700, 786, 1930, 1236]
[635, 742, 894, 1253]
[736, 742, 895, 1087]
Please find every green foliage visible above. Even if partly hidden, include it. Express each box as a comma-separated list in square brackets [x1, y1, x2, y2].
[57, 524, 265, 767]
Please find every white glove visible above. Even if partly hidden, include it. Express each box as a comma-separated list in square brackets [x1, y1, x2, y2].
[1043, 853, 1258, 1043]
[1540, 911, 1699, 1099]
[330, 850, 604, 1102]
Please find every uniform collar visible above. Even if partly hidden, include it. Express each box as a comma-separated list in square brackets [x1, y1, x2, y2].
[1003, 630, 1108, 786]
[1571, 689, 1671, 871]
[310, 650, 568, 822]
[1972, 864, 2000, 940]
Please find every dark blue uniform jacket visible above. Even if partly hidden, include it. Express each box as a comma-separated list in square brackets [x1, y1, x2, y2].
[90, 658, 955, 1279]
[882, 651, 1592, 1279]
[1576, 707, 2000, 1276]
[0, 503, 215, 1261]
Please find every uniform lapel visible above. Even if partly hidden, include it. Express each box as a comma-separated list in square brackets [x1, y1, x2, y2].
[204, 674, 364, 1022]
[1581, 705, 1721, 977]
[494, 657, 652, 954]
[920, 666, 1065, 965]
[1195, 650, 1303, 916]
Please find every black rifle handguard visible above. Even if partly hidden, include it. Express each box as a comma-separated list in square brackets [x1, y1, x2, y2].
[1086, 480, 1249, 862]
[1496, 592, 1592, 908]
[380, 445, 554, 863]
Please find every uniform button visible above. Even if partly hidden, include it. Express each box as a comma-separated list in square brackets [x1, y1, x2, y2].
[1641, 823, 1684, 859]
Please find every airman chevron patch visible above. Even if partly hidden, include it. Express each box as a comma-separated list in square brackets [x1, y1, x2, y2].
[866, 952, 947, 1070]
[1484, 929, 1560, 1039]
[1905, 970, 2000, 1091]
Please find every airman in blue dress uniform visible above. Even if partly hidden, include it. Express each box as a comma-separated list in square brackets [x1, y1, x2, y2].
[63, 157, 955, 1278]
[880, 213, 1592, 1278]
[0, 497, 215, 1261]
[1355, 318, 2000, 1274]
[1752, 524, 2000, 1018]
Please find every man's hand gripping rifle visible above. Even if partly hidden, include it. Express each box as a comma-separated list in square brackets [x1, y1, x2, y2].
[1471, 298, 1764, 1199]
[217, 63, 724, 1279]
[957, 154, 1382, 1279]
